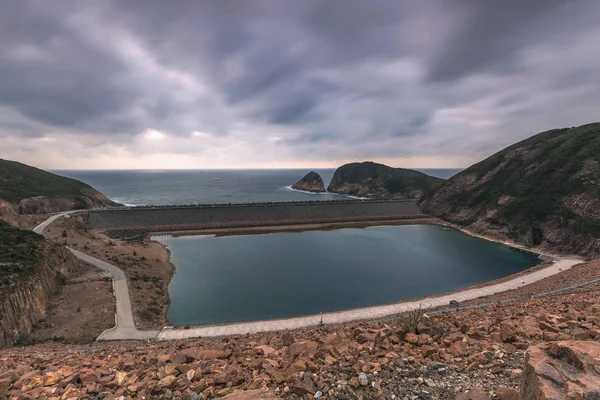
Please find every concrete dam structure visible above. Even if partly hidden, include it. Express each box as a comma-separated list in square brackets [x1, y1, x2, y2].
[88, 200, 427, 237]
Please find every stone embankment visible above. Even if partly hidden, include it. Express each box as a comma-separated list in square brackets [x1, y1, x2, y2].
[87, 200, 422, 236]
[0, 284, 598, 399]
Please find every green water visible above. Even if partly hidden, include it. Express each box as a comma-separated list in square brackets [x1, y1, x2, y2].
[157, 225, 540, 325]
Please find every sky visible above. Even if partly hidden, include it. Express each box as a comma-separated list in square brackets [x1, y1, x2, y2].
[1, 0, 599, 170]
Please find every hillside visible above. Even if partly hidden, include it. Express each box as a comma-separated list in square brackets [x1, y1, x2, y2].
[420, 122, 600, 256]
[0, 220, 43, 287]
[327, 161, 444, 199]
[0, 159, 118, 215]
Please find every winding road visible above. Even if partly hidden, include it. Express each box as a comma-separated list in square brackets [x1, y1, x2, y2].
[34, 211, 581, 342]
[33, 212, 159, 340]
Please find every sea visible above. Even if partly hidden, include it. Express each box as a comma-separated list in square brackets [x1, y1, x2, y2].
[53, 168, 462, 206]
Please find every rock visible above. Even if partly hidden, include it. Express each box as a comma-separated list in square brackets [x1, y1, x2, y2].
[455, 387, 490, 400]
[170, 350, 195, 364]
[289, 340, 318, 358]
[160, 375, 177, 388]
[358, 373, 368, 386]
[282, 333, 295, 347]
[219, 387, 280, 399]
[500, 323, 516, 343]
[522, 341, 600, 399]
[255, 345, 275, 357]
[495, 386, 519, 400]
[196, 349, 231, 360]
[291, 171, 326, 193]
[293, 374, 317, 396]
[43, 372, 61, 386]
[405, 333, 419, 345]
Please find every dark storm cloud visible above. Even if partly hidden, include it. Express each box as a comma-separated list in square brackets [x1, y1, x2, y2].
[1, 0, 600, 166]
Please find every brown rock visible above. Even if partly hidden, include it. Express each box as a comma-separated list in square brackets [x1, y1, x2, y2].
[219, 387, 281, 399]
[417, 334, 432, 346]
[522, 341, 600, 399]
[500, 323, 516, 343]
[495, 386, 519, 400]
[405, 333, 419, 345]
[282, 332, 295, 347]
[43, 371, 61, 386]
[0, 378, 11, 397]
[170, 350, 195, 364]
[455, 387, 490, 400]
[160, 375, 177, 388]
[255, 345, 275, 357]
[542, 331, 559, 341]
[79, 371, 100, 384]
[293, 374, 316, 396]
[289, 340, 318, 358]
[196, 349, 232, 360]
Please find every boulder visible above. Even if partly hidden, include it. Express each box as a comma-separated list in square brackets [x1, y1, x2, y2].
[293, 374, 317, 396]
[521, 341, 600, 399]
[291, 171, 326, 193]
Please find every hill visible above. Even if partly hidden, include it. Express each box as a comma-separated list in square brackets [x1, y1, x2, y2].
[420, 122, 600, 256]
[327, 161, 444, 199]
[291, 171, 326, 193]
[0, 159, 119, 215]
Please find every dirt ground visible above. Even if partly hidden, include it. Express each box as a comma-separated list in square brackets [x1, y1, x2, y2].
[43, 213, 174, 329]
[30, 261, 115, 343]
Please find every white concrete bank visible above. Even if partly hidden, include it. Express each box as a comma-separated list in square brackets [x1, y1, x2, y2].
[33, 212, 582, 342]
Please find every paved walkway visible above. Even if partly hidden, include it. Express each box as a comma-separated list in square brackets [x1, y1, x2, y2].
[33, 212, 582, 342]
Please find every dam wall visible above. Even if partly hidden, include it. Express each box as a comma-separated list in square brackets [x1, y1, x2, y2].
[88, 200, 422, 232]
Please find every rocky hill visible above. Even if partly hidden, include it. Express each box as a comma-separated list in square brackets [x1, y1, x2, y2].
[291, 171, 325, 193]
[0, 159, 119, 216]
[0, 221, 78, 347]
[420, 123, 600, 257]
[327, 162, 444, 199]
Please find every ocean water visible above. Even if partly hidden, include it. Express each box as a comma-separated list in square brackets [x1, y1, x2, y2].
[157, 225, 540, 326]
[53, 168, 462, 206]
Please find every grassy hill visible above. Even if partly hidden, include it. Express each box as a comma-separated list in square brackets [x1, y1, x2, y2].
[0, 159, 94, 204]
[420, 123, 600, 256]
[327, 161, 444, 199]
[0, 220, 42, 286]
[0, 159, 118, 214]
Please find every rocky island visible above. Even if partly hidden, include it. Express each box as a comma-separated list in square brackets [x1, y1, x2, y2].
[0, 159, 119, 219]
[420, 122, 600, 257]
[291, 171, 326, 193]
[327, 161, 444, 199]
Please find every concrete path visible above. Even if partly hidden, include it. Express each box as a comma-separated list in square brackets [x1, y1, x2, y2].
[32, 210, 81, 235]
[157, 257, 581, 340]
[33, 211, 582, 342]
[67, 248, 159, 340]
[33, 212, 159, 341]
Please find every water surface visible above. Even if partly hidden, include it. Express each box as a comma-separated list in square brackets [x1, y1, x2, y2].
[158, 224, 539, 325]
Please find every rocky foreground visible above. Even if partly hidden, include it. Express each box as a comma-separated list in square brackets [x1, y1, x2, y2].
[1, 273, 599, 400]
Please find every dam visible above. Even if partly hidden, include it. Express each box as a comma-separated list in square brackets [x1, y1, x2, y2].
[87, 199, 425, 237]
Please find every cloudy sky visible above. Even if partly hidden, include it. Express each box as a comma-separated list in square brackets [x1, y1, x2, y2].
[1, 0, 599, 170]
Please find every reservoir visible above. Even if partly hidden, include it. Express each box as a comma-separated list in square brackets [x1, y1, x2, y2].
[157, 225, 541, 326]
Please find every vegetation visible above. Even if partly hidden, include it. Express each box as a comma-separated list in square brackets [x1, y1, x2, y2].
[423, 122, 600, 239]
[0, 221, 43, 285]
[329, 161, 444, 194]
[0, 158, 94, 204]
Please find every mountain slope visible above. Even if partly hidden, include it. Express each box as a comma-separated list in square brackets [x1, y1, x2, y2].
[327, 161, 444, 199]
[0, 159, 119, 215]
[420, 123, 600, 256]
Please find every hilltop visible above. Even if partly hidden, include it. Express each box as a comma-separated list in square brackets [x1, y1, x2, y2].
[420, 122, 600, 256]
[0, 159, 119, 216]
[327, 162, 444, 199]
